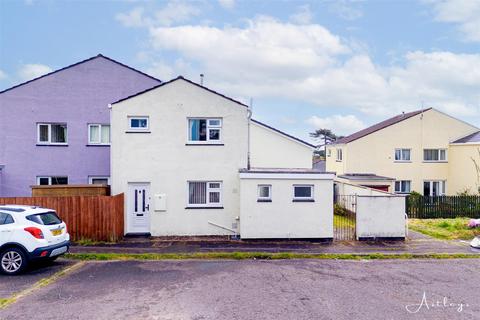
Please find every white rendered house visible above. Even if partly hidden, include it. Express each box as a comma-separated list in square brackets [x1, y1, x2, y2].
[110, 76, 334, 239]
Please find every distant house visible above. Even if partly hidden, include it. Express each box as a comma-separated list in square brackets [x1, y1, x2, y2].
[326, 108, 479, 195]
[0, 54, 161, 196]
[110, 76, 334, 238]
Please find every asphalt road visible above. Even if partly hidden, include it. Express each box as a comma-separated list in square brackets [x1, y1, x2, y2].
[1, 259, 479, 320]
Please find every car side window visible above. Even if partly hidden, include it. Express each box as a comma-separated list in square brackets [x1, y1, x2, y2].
[0, 213, 14, 225]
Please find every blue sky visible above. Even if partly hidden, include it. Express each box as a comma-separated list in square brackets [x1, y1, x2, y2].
[1, 0, 479, 143]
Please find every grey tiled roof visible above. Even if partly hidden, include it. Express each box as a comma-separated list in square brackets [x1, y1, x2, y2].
[452, 131, 480, 143]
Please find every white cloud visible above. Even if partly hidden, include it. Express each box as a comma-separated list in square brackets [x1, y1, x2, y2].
[307, 114, 365, 136]
[0, 69, 7, 81]
[17, 64, 52, 81]
[115, 1, 200, 28]
[119, 15, 480, 120]
[290, 5, 313, 25]
[218, 0, 235, 9]
[428, 0, 480, 42]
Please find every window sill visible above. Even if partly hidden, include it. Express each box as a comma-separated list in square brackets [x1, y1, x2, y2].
[293, 199, 315, 202]
[422, 161, 448, 163]
[185, 143, 224, 146]
[336, 160, 342, 162]
[36, 144, 68, 147]
[86, 144, 110, 147]
[125, 131, 151, 134]
[394, 161, 411, 163]
[185, 206, 224, 209]
[257, 199, 272, 203]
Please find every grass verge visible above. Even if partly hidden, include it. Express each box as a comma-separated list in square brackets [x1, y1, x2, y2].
[409, 218, 480, 240]
[65, 252, 480, 261]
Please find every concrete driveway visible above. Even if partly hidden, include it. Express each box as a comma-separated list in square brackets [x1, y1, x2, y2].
[1, 259, 478, 320]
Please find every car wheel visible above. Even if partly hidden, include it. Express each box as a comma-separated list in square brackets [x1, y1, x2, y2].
[0, 248, 28, 275]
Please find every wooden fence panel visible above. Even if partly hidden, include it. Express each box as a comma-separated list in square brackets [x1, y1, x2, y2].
[0, 194, 124, 242]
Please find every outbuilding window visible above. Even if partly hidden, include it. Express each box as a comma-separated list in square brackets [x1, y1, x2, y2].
[187, 181, 223, 208]
[293, 185, 314, 202]
[257, 185, 272, 202]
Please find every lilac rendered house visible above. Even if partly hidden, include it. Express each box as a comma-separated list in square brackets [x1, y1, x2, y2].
[0, 54, 161, 196]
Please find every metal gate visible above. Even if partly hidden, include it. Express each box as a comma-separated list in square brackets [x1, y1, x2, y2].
[334, 195, 357, 241]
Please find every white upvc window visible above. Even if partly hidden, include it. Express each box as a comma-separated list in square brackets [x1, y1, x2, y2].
[88, 124, 110, 145]
[394, 180, 411, 193]
[257, 184, 272, 202]
[424, 180, 446, 196]
[88, 176, 111, 185]
[128, 116, 149, 131]
[36, 176, 68, 186]
[394, 148, 411, 162]
[187, 181, 223, 207]
[188, 118, 222, 143]
[293, 184, 314, 201]
[423, 149, 447, 162]
[336, 148, 343, 161]
[37, 123, 68, 145]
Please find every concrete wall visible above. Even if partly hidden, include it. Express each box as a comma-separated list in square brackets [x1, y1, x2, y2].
[250, 121, 314, 169]
[0, 56, 160, 196]
[448, 143, 480, 194]
[326, 109, 478, 195]
[239, 174, 334, 239]
[111, 78, 249, 236]
[356, 196, 406, 239]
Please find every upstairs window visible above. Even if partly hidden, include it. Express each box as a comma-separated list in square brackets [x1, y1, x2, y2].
[395, 149, 411, 161]
[37, 176, 68, 185]
[128, 116, 149, 131]
[37, 123, 67, 145]
[188, 181, 223, 207]
[424, 149, 447, 162]
[188, 118, 222, 143]
[257, 185, 272, 202]
[336, 149, 343, 161]
[88, 124, 110, 145]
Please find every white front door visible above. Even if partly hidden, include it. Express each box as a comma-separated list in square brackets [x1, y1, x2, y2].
[127, 183, 151, 234]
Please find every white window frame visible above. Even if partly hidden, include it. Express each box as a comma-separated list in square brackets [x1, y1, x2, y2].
[293, 184, 314, 201]
[336, 148, 343, 162]
[36, 176, 69, 186]
[37, 123, 68, 145]
[423, 149, 447, 162]
[88, 176, 111, 185]
[394, 180, 411, 194]
[88, 124, 111, 145]
[394, 148, 411, 162]
[257, 184, 272, 201]
[187, 181, 223, 208]
[327, 149, 332, 157]
[424, 180, 446, 196]
[128, 116, 149, 131]
[187, 118, 223, 144]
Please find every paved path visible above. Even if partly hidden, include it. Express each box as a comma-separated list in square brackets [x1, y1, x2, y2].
[1, 259, 479, 320]
[69, 231, 479, 255]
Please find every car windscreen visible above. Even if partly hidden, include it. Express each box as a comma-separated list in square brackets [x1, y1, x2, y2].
[26, 211, 62, 225]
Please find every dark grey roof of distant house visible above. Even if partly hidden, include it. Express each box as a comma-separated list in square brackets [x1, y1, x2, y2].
[334, 108, 432, 144]
[111, 75, 249, 108]
[251, 119, 316, 148]
[239, 168, 334, 174]
[0, 54, 161, 95]
[338, 173, 395, 181]
[313, 160, 326, 172]
[452, 131, 480, 144]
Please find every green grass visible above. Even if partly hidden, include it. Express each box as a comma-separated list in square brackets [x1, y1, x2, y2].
[333, 214, 355, 228]
[409, 218, 480, 240]
[64, 252, 480, 261]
